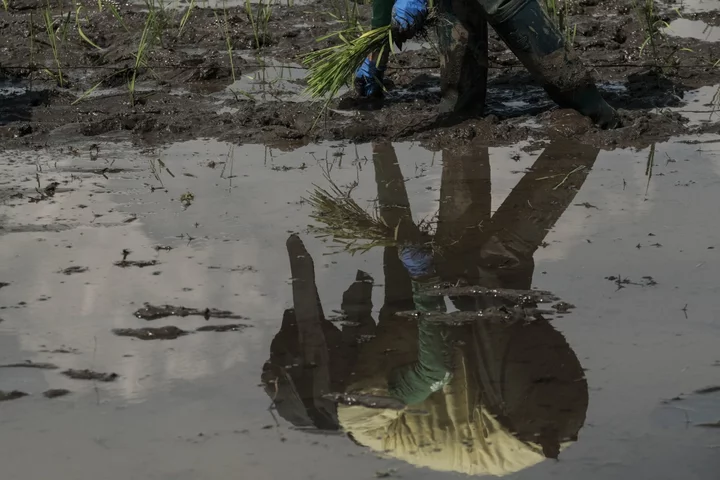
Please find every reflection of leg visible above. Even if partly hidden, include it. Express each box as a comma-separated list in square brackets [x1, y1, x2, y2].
[372, 143, 415, 314]
[436, 0, 489, 115]
[482, 141, 600, 289]
[341, 270, 376, 339]
[285, 234, 335, 423]
[435, 147, 492, 283]
[373, 142, 413, 229]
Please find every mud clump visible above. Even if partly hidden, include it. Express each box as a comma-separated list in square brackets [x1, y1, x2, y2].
[62, 369, 119, 382]
[43, 389, 71, 399]
[134, 303, 245, 321]
[0, 390, 28, 402]
[196, 324, 250, 332]
[0, 361, 59, 369]
[58, 266, 89, 275]
[0, 282, 9, 289]
[113, 326, 189, 340]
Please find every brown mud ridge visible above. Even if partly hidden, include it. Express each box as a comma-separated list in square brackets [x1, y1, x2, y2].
[134, 303, 245, 321]
[1, 0, 719, 150]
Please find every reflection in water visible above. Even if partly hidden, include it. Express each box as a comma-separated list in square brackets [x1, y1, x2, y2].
[263, 141, 600, 475]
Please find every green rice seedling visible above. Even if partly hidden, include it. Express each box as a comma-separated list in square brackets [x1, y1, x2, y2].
[3, 0, 8, 11]
[245, 0, 273, 50]
[75, 6, 103, 50]
[632, 0, 670, 68]
[178, 0, 196, 37]
[129, 10, 155, 105]
[215, 5, 236, 81]
[107, 2, 129, 32]
[43, 7, 64, 86]
[303, 25, 394, 100]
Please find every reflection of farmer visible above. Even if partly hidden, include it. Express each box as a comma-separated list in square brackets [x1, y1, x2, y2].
[263, 142, 598, 475]
[355, 0, 619, 128]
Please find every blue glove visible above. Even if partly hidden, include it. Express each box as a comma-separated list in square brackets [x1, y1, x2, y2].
[391, 0, 428, 42]
[354, 57, 386, 98]
[398, 245, 436, 279]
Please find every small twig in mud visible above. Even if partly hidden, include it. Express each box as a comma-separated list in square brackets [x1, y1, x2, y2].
[553, 165, 586, 190]
[682, 303, 688, 319]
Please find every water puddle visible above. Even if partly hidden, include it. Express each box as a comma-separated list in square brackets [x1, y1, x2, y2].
[664, 17, 720, 42]
[1, 135, 719, 478]
[219, 57, 309, 102]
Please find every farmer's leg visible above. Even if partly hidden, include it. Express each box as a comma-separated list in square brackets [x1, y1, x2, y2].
[436, 0, 489, 115]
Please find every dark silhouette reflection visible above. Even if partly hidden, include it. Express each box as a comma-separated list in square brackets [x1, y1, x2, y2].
[263, 141, 599, 474]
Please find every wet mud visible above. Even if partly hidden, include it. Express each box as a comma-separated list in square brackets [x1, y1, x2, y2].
[61, 369, 119, 382]
[43, 389, 71, 399]
[0, 390, 29, 402]
[1, 0, 719, 149]
[113, 326, 189, 340]
[133, 303, 245, 321]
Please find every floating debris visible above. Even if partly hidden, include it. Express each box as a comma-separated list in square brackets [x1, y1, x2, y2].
[694, 386, 720, 395]
[113, 326, 189, 340]
[62, 369, 119, 382]
[134, 303, 245, 321]
[43, 389, 71, 399]
[417, 283, 559, 304]
[552, 302, 576, 313]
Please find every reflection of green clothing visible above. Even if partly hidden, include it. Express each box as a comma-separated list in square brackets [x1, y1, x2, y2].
[372, 0, 394, 28]
[388, 278, 454, 405]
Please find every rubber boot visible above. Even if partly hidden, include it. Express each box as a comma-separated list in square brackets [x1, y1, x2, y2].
[436, 0, 489, 116]
[478, 0, 620, 128]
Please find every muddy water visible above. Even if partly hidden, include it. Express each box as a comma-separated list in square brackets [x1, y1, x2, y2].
[1, 136, 719, 479]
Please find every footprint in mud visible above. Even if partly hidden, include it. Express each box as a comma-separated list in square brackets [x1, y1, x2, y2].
[43, 389, 71, 399]
[58, 266, 88, 275]
[0, 361, 59, 370]
[113, 326, 189, 340]
[196, 324, 250, 332]
[0, 390, 28, 402]
[134, 303, 245, 321]
[62, 369, 119, 382]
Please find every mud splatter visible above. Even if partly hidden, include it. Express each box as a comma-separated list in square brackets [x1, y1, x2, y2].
[58, 266, 89, 275]
[62, 369, 119, 382]
[43, 389, 71, 399]
[0, 390, 28, 402]
[196, 324, 250, 332]
[134, 303, 245, 321]
[113, 326, 189, 340]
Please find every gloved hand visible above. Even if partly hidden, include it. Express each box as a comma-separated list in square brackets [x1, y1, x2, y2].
[398, 245, 436, 279]
[391, 0, 428, 44]
[354, 57, 386, 98]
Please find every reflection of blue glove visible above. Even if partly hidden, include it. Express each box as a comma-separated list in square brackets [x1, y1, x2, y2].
[399, 245, 436, 279]
[354, 57, 385, 98]
[391, 0, 428, 42]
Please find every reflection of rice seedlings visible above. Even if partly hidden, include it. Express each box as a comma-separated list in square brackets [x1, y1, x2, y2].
[644, 143, 655, 196]
[305, 174, 397, 254]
